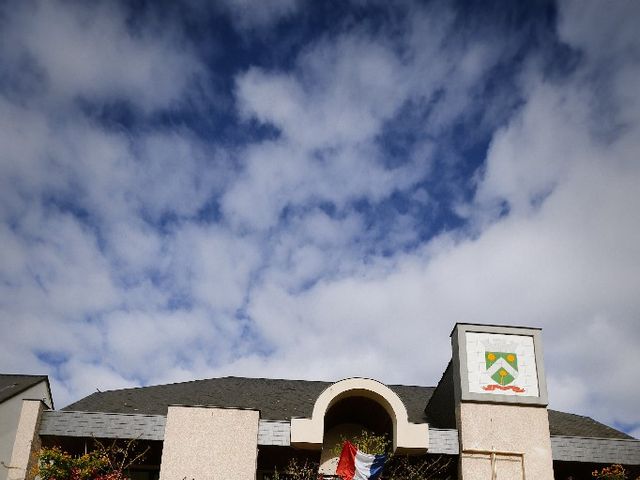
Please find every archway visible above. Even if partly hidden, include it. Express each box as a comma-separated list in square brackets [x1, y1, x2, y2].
[319, 395, 394, 473]
[290, 378, 429, 453]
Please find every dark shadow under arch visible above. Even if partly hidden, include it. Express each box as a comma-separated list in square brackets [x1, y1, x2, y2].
[324, 395, 393, 440]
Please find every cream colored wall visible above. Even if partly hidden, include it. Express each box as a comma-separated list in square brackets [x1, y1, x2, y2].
[457, 402, 554, 480]
[6, 400, 45, 480]
[159, 406, 259, 480]
[1, 384, 50, 480]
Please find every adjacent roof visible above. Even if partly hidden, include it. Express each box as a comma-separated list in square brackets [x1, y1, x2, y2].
[548, 410, 633, 439]
[63, 376, 633, 440]
[0, 374, 51, 405]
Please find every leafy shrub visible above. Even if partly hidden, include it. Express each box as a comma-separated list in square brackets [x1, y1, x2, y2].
[592, 464, 640, 480]
[34, 439, 148, 480]
[271, 458, 320, 480]
[276, 430, 455, 480]
[330, 430, 391, 457]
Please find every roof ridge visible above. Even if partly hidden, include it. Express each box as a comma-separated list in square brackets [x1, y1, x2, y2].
[83, 375, 338, 395]
[549, 409, 602, 421]
[94, 376, 436, 395]
[388, 382, 435, 389]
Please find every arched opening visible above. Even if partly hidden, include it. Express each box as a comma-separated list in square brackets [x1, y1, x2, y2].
[324, 395, 393, 438]
[319, 395, 394, 474]
[290, 377, 428, 453]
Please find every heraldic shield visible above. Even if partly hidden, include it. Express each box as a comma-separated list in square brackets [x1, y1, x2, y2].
[486, 351, 517, 385]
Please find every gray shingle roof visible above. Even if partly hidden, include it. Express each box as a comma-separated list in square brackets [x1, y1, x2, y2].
[64, 376, 434, 423]
[63, 375, 632, 440]
[548, 409, 633, 439]
[0, 374, 49, 404]
[64, 377, 333, 418]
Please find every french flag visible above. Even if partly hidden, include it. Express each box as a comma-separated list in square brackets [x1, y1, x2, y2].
[336, 441, 387, 480]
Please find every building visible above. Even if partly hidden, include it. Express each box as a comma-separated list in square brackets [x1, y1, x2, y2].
[7, 324, 640, 479]
[0, 375, 53, 480]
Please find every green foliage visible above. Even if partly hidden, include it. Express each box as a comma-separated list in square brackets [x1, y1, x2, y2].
[591, 464, 638, 480]
[36, 446, 111, 480]
[35, 439, 148, 480]
[276, 430, 455, 479]
[383, 455, 455, 480]
[271, 458, 319, 480]
[330, 430, 391, 457]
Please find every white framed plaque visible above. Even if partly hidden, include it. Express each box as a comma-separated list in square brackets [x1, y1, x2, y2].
[451, 324, 548, 405]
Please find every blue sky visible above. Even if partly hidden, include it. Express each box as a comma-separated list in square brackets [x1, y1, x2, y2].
[0, 0, 639, 437]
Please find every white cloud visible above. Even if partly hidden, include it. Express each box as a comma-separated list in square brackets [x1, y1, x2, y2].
[170, 224, 262, 311]
[55, 362, 139, 407]
[0, 0, 204, 112]
[0, 0, 638, 438]
[236, 35, 408, 149]
[218, 0, 640, 432]
[228, 6, 511, 232]
[557, 0, 640, 63]
[0, 211, 119, 319]
[237, 138, 640, 423]
[221, 139, 425, 231]
[103, 309, 223, 377]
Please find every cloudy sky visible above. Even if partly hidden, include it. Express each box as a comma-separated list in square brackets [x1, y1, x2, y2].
[0, 0, 639, 437]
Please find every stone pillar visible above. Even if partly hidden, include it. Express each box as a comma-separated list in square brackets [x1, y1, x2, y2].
[7, 400, 45, 480]
[159, 406, 259, 480]
[451, 324, 554, 480]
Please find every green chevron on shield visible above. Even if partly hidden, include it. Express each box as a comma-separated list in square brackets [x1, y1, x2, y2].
[485, 352, 518, 385]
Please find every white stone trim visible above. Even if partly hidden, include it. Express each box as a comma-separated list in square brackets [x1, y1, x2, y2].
[290, 377, 429, 452]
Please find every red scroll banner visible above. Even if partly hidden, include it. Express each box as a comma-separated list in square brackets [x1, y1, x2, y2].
[482, 384, 526, 393]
